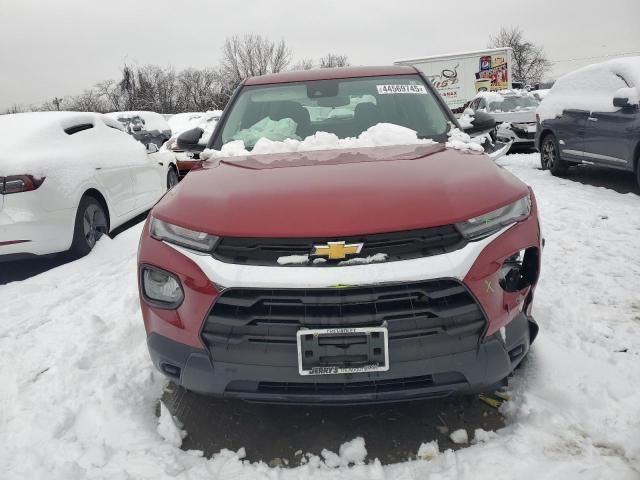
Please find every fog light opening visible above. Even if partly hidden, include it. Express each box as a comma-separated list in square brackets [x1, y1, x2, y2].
[160, 362, 181, 378]
[141, 265, 184, 308]
[499, 247, 540, 293]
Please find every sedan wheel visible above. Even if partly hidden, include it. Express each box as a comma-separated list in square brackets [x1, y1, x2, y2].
[167, 168, 179, 190]
[69, 196, 109, 258]
[83, 203, 107, 249]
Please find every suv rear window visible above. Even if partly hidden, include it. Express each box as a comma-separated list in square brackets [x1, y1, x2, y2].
[217, 75, 449, 149]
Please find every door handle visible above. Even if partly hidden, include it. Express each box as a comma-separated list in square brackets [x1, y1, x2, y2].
[587, 117, 598, 122]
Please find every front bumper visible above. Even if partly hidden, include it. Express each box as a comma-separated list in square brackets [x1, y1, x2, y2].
[148, 311, 533, 404]
[139, 194, 542, 404]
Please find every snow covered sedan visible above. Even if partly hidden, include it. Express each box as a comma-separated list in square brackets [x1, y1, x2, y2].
[468, 90, 540, 150]
[104, 111, 172, 148]
[162, 111, 222, 178]
[138, 66, 542, 404]
[0, 112, 178, 260]
[536, 57, 640, 185]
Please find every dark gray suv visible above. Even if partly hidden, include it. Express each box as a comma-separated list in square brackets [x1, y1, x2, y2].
[535, 57, 640, 188]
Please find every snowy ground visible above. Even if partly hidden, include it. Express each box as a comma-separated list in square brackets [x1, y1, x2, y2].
[1, 153, 639, 479]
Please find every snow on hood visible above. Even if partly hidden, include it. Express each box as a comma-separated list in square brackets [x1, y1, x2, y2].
[538, 56, 640, 121]
[201, 123, 484, 161]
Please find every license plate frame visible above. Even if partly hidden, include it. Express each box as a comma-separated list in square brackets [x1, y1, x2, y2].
[296, 326, 389, 376]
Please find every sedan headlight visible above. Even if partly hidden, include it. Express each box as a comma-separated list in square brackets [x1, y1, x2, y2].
[456, 196, 531, 240]
[150, 217, 218, 252]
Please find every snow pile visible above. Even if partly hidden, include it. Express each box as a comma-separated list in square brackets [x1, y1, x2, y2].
[457, 112, 474, 129]
[277, 253, 389, 266]
[449, 429, 468, 445]
[321, 437, 367, 467]
[1, 153, 640, 478]
[445, 127, 485, 152]
[202, 123, 438, 160]
[416, 441, 439, 461]
[537, 56, 640, 120]
[157, 402, 187, 448]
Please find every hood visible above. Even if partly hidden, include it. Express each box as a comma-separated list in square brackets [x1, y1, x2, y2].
[152, 144, 529, 237]
[488, 110, 536, 123]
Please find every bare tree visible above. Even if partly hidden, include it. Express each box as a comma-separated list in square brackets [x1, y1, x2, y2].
[291, 58, 315, 71]
[119, 64, 137, 110]
[220, 34, 292, 93]
[4, 104, 25, 114]
[488, 27, 551, 85]
[65, 89, 107, 112]
[319, 53, 350, 69]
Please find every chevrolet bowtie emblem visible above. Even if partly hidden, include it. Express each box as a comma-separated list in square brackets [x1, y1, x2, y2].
[312, 241, 363, 260]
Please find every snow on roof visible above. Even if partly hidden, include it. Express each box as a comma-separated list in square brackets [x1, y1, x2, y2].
[0, 111, 103, 153]
[538, 56, 640, 121]
[167, 110, 222, 143]
[104, 110, 170, 132]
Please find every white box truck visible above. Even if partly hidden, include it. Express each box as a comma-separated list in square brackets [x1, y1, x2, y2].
[395, 48, 513, 113]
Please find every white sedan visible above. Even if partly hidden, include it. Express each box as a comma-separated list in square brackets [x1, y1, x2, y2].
[0, 111, 178, 260]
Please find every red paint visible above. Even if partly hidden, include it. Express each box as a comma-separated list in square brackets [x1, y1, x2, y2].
[463, 189, 542, 335]
[138, 218, 219, 349]
[245, 66, 418, 86]
[151, 145, 529, 238]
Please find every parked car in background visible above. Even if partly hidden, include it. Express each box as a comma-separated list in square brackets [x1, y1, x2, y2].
[0, 112, 177, 261]
[162, 111, 222, 177]
[139, 66, 541, 404]
[536, 57, 640, 186]
[468, 90, 540, 151]
[105, 111, 172, 148]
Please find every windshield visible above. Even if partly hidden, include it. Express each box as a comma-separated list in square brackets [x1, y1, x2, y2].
[487, 95, 540, 113]
[217, 75, 449, 150]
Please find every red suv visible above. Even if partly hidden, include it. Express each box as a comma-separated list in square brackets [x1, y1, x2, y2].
[138, 66, 541, 404]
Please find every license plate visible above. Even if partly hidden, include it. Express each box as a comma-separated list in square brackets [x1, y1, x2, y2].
[296, 326, 389, 376]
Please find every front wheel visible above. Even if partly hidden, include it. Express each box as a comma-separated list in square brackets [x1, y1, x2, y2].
[69, 196, 108, 258]
[540, 134, 568, 176]
[167, 167, 179, 190]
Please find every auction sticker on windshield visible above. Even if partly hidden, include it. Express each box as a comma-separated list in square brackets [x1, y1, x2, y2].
[377, 84, 427, 94]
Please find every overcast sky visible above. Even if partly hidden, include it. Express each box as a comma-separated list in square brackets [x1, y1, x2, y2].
[1, 0, 639, 111]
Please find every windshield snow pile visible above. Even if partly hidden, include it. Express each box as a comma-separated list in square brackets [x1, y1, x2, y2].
[202, 123, 438, 159]
[538, 56, 640, 121]
[201, 123, 487, 161]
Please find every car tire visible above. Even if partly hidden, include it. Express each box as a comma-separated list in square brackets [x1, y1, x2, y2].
[540, 134, 568, 176]
[69, 195, 109, 258]
[167, 166, 179, 190]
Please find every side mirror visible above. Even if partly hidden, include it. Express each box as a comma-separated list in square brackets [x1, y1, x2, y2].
[146, 143, 159, 154]
[463, 110, 496, 136]
[132, 124, 142, 132]
[177, 127, 205, 153]
[613, 88, 638, 110]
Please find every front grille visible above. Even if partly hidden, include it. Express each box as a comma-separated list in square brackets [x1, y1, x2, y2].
[258, 375, 434, 394]
[202, 279, 486, 367]
[512, 127, 535, 139]
[211, 226, 466, 266]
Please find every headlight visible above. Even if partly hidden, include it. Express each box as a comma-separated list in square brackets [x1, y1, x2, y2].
[150, 217, 218, 252]
[456, 196, 531, 240]
[141, 266, 184, 307]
